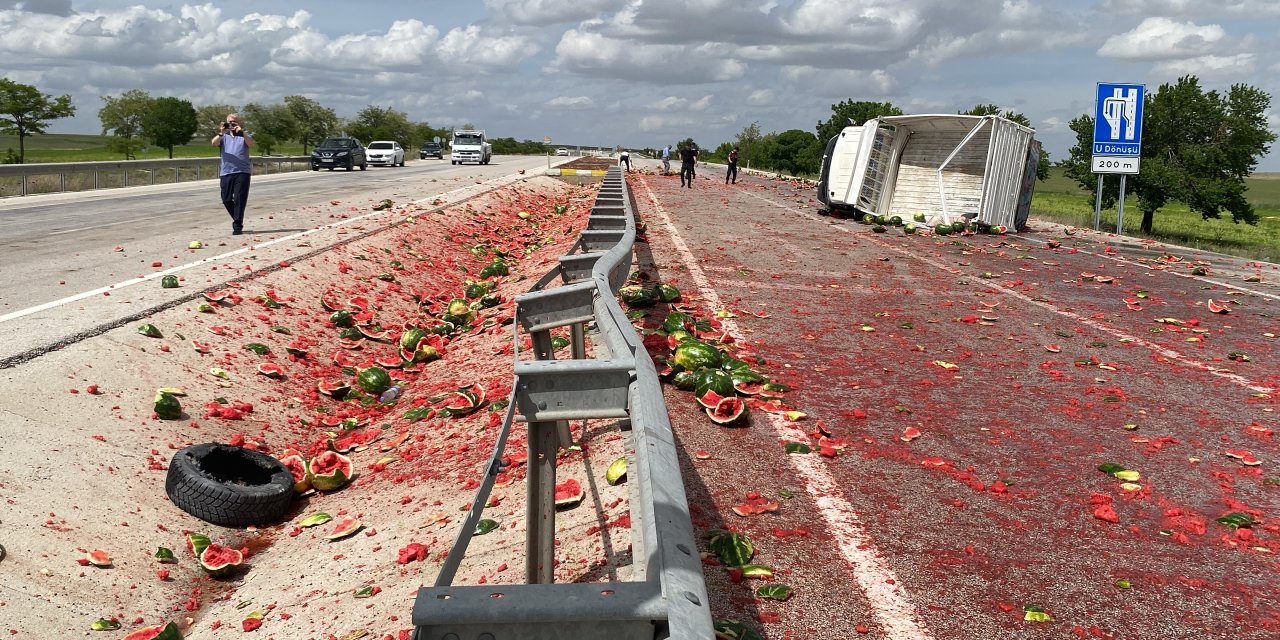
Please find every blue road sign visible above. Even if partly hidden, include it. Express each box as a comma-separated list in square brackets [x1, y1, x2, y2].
[1092, 83, 1144, 157]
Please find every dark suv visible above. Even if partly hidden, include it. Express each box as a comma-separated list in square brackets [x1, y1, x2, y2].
[420, 142, 443, 160]
[312, 137, 367, 171]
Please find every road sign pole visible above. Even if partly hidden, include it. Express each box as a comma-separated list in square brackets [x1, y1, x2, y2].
[1117, 174, 1127, 235]
[1094, 174, 1104, 231]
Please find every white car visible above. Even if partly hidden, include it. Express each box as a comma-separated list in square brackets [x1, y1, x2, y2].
[556, 148, 569, 156]
[367, 141, 405, 167]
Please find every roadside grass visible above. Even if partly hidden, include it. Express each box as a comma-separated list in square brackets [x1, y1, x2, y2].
[1032, 168, 1280, 263]
[0, 134, 307, 162]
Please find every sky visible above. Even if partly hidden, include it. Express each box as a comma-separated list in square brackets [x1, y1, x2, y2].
[2, 0, 1278, 170]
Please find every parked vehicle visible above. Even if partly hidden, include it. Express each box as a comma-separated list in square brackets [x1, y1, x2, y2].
[420, 142, 443, 159]
[367, 141, 405, 167]
[556, 147, 569, 156]
[450, 130, 492, 165]
[817, 114, 1040, 231]
[311, 137, 368, 171]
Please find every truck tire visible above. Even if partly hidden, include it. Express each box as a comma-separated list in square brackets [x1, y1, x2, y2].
[165, 443, 293, 527]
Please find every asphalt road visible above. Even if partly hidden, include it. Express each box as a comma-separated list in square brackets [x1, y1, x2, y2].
[0, 155, 559, 365]
[629, 169, 1280, 639]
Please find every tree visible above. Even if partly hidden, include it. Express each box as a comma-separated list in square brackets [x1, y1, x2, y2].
[349, 105, 414, 146]
[815, 100, 903, 146]
[241, 102, 298, 155]
[1064, 76, 1274, 234]
[100, 89, 153, 159]
[195, 104, 237, 140]
[959, 104, 1050, 180]
[283, 95, 337, 154]
[758, 129, 822, 176]
[142, 97, 197, 158]
[411, 122, 449, 151]
[0, 78, 76, 164]
[734, 121, 764, 168]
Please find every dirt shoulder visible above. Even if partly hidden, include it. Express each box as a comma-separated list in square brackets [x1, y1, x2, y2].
[0, 176, 634, 638]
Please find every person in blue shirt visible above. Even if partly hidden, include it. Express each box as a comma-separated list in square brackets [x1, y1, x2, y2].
[211, 113, 254, 235]
[661, 144, 671, 175]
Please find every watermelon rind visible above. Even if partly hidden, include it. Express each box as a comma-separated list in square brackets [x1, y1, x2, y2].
[307, 451, 353, 491]
[605, 457, 628, 486]
[122, 622, 183, 640]
[198, 543, 243, 577]
[707, 397, 749, 426]
[554, 478, 584, 507]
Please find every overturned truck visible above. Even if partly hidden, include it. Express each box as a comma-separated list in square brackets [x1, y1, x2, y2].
[817, 114, 1041, 231]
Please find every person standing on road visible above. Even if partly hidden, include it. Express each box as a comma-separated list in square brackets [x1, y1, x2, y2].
[619, 148, 631, 172]
[726, 146, 739, 184]
[679, 143, 697, 188]
[211, 113, 254, 236]
[661, 144, 671, 175]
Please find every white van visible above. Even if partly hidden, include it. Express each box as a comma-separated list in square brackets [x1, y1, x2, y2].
[817, 114, 1041, 231]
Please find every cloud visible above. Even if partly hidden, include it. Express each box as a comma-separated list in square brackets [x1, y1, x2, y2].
[0, 0, 71, 16]
[1097, 0, 1280, 18]
[1097, 17, 1228, 61]
[483, 0, 626, 26]
[1152, 53, 1256, 79]
[546, 95, 594, 109]
[550, 29, 747, 83]
[436, 24, 540, 69]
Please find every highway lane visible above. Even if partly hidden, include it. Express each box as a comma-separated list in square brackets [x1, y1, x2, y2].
[0, 155, 561, 365]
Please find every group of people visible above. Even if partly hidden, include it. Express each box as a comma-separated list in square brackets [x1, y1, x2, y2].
[659, 142, 739, 187]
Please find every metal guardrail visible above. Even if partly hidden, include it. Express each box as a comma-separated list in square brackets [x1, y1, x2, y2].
[0, 156, 312, 197]
[412, 168, 714, 639]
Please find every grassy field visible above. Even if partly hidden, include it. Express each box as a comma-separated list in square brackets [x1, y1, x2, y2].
[0, 133, 307, 162]
[1032, 168, 1280, 262]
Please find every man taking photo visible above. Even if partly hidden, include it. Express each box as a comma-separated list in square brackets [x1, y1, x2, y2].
[211, 113, 254, 236]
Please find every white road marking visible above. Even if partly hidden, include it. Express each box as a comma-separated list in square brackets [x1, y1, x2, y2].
[45, 216, 166, 236]
[1015, 234, 1280, 302]
[637, 177, 934, 640]
[739, 190, 1278, 395]
[0, 175, 526, 325]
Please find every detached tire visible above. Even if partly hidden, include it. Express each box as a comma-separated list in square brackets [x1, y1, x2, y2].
[165, 443, 293, 527]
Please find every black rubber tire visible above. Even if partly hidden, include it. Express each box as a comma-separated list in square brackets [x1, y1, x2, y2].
[165, 443, 293, 528]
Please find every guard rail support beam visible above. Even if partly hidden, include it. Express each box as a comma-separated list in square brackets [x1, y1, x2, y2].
[588, 215, 627, 230]
[515, 281, 597, 333]
[411, 581, 664, 640]
[513, 359, 633, 422]
[558, 252, 605, 284]
[581, 229, 626, 251]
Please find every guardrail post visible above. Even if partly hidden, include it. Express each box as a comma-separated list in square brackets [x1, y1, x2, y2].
[525, 416, 558, 584]
[20, 175, 27, 196]
[59, 173, 66, 193]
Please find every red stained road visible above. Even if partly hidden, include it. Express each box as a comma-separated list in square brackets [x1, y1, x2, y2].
[625, 169, 1279, 639]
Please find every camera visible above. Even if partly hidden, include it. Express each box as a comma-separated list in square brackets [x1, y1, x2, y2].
[222, 122, 232, 130]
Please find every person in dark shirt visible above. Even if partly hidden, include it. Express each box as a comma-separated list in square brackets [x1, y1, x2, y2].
[726, 146, 739, 184]
[679, 143, 697, 188]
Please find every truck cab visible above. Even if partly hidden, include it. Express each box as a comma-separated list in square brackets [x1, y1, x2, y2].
[450, 130, 492, 165]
